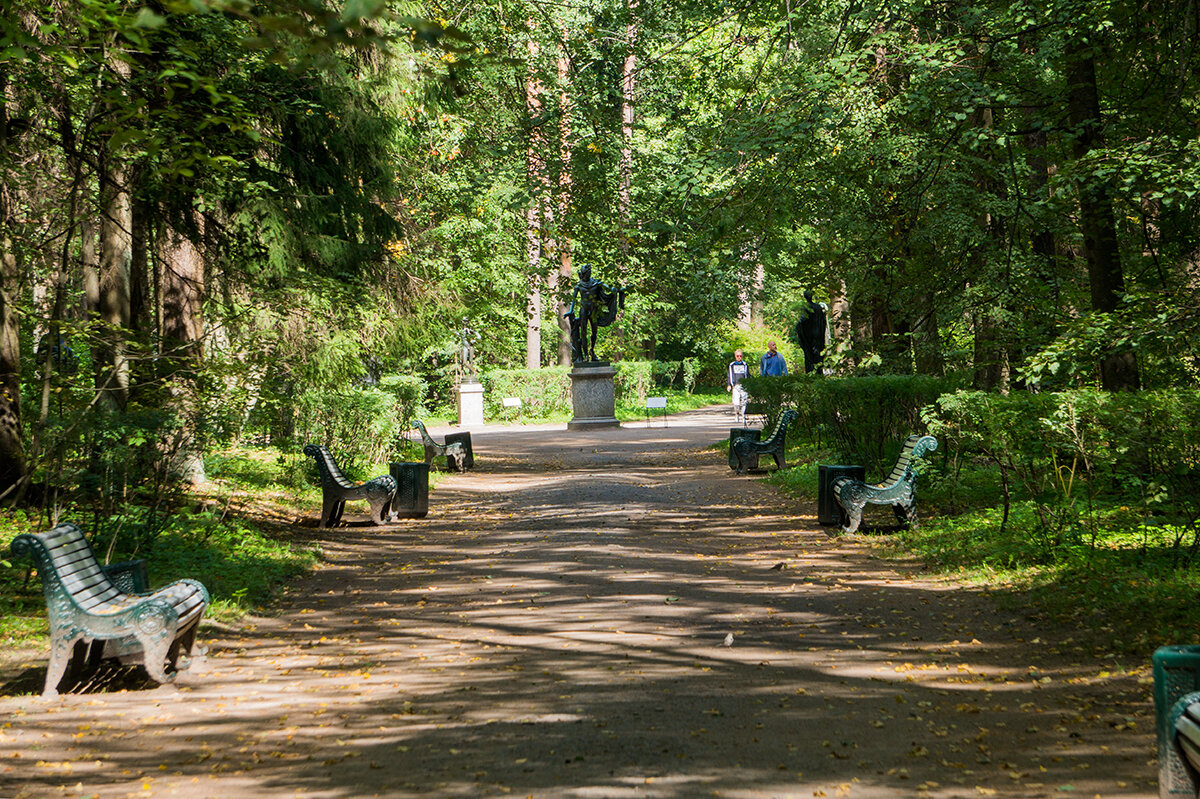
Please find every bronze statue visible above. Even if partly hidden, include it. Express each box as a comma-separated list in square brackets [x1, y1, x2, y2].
[564, 265, 626, 363]
[794, 290, 827, 373]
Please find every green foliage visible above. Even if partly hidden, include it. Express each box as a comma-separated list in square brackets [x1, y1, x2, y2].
[925, 389, 1200, 555]
[0, 506, 317, 644]
[743, 373, 957, 473]
[481, 367, 573, 420]
[614, 361, 654, 406]
[295, 382, 417, 471]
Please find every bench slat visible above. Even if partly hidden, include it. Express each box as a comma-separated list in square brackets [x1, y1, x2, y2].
[1178, 714, 1200, 748]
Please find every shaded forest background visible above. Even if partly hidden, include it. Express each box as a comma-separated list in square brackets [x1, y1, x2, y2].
[1, 0, 1198, 517]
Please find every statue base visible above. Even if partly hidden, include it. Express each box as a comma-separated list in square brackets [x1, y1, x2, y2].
[457, 381, 484, 427]
[567, 364, 620, 431]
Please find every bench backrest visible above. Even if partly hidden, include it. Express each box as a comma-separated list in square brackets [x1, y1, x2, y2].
[412, 420, 442, 452]
[760, 409, 798, 445]
[303, 444, 355, 489]
[881, 434, 938, 486]
[10, 522, 122, 615]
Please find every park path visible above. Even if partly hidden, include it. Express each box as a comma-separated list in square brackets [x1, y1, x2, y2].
[1, 406, 1155, 798]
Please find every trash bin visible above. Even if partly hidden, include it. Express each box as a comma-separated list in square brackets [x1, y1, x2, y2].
[389, 461, 430, 519]
[817, 465, 866, 526]
[729, 428, 760, 471]
[1154, 645, 1200, 796]
[444, 431, 474, 469]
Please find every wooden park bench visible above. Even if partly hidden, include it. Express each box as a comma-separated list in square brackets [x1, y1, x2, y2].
[413, 420, 466, 472]
[731, 409, 798, 474]
[303, 444, 397, 527]
[10, 522, 209, 697]
[832, 434, 938, 533]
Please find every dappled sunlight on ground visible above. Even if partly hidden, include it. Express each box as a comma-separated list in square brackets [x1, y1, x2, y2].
[0, 407, 1155, 798]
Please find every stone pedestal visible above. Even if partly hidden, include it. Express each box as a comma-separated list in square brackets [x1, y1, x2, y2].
[457, 380, 484, 427]
[567, 363, 620, 431]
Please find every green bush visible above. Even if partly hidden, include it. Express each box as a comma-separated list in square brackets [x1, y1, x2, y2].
[378, 374, 427, 431]
[924, 389, 1200, 559]
[295, 385, 406, 472]
[615, 361, 654, 405]
[742, 373, 957, 473]
[481, 366, 573, 419]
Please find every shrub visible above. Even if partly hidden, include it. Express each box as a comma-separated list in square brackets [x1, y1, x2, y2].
[614, 361, 654, 405]
[924, 389, 1200, 559]
[743, 373, 957, 473]
[295, 385, 404, 472]
[481, 367, 572, 419]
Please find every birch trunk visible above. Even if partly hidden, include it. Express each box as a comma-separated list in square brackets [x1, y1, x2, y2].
[555, 45, 574, 366]
[524, 36, 546, 369]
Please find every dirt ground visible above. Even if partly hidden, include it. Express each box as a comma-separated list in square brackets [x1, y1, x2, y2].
[0, 406, 1158, 798]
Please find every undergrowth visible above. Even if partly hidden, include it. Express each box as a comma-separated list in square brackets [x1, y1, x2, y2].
[765, 439, 1200, 656]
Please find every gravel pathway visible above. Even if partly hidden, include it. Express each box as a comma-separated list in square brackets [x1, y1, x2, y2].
[0, 406, 1155, 798]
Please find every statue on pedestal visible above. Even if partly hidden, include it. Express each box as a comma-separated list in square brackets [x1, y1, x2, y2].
[564, 264, 627, 364]
[458, 317, 479, 383]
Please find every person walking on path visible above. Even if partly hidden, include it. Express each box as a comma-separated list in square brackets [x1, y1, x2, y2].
[726, 349, 750, 424]
[760, 340, 788, 376]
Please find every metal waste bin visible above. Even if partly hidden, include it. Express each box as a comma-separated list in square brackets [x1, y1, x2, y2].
[817, 464, 866, 526]
[729, 428, 760, 471]
[444, 431, 474, 469]
[1154, 645, 1200, 796]
[389, 461, 430, 518]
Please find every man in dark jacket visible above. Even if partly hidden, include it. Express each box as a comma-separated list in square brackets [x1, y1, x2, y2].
[760, 341, 788, 377]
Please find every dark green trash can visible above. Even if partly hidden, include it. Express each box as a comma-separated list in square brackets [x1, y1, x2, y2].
[389, 462, 430, 519]
[1154, 645, 1200, 796]
[444, 431, 474, 469]
[729, 428, 760, 471]
[817, 465, 866, 526]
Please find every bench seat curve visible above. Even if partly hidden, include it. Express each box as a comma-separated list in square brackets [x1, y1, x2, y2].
[413, 420, 466, 472]
[11, 522, 209, 697]
[731, 410, 798, 475]
[832, 434, 938, 533]
[303, 444, 397, 527]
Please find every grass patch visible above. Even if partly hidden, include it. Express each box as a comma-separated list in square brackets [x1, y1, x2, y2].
[616, 390, 726, 422]
[760, 439, 1200, 656]
[1, 450, 325, 651]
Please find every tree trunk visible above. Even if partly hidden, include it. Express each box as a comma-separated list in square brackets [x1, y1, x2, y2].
[828, 273, 852, 371]
[130, 184, 149, 335]
[158, 213, 206, 484]
[555, 44, 574, 366]
[617, 0, 638, 272]
[96, 46, 133, 411]
[159, 216, 205, 370]
[97, 150, 131, 411]
[1066, 44, 1139, 390]
[81, 218, 99, 316]
[0, 188, 23, 496]
[524, 36, 546, 370]
[751, 258, 765, 324]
